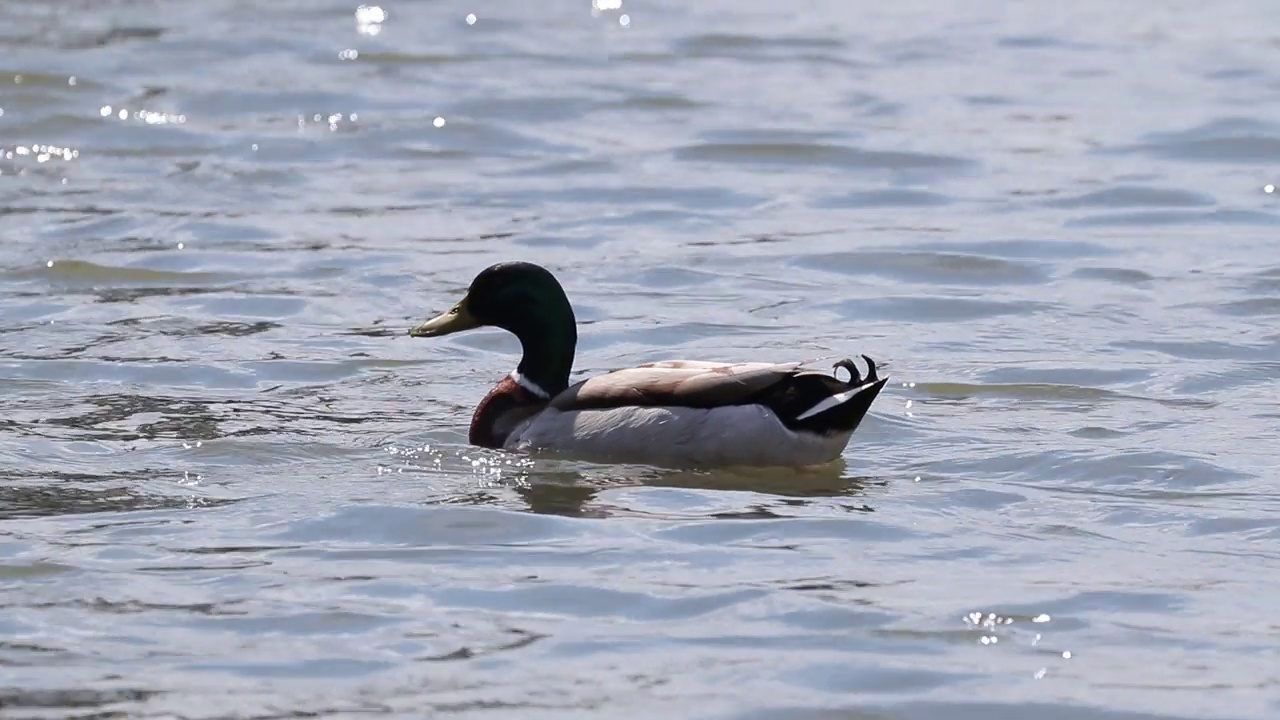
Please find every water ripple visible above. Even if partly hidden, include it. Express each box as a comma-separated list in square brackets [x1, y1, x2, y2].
[675, 141, 972, 171]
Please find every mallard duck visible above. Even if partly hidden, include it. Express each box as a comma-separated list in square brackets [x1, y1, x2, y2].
[408, 261, 888, 467]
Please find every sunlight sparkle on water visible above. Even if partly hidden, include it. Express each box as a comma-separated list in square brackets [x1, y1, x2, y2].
[965, 611, 1015, 630]
[355, 4, 385, 23]
[4, 143, 78, 163]
[100, 105, 185, 125]
[296, 113, 357, 132]
[356, 5, 385, 35]
[591, 0, 627, 21]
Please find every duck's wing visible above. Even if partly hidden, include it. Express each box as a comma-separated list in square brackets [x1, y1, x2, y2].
[548, 357, 887, 435]
[549, 361, 804, 411]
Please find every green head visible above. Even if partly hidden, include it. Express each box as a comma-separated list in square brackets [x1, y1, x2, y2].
[409, 261, 578, 396]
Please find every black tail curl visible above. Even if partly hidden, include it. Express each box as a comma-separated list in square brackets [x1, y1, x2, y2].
[832, 354, 878, 386]
[750, 354, 888, 435]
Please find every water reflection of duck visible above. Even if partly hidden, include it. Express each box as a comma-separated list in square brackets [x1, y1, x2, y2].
[408, 261, 887, 468]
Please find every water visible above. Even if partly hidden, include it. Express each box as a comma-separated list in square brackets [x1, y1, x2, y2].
[2, 0, 1280, 717]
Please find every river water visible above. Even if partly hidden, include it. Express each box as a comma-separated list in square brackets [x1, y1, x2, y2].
[2, 1, 1279, 718]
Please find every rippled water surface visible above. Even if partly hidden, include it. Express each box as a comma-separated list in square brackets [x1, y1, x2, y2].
[3, 1, 1280, 717]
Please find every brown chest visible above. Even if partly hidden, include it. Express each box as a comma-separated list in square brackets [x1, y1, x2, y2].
[470, 376, 548, 448]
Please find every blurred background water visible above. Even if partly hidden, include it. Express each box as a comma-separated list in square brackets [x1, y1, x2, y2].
[2, 1, 1280, 717]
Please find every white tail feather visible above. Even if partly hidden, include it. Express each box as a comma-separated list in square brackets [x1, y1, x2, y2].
[794, 380, 878, 421]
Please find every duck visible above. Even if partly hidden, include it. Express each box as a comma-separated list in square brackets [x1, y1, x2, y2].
[408, 261, 888, 468]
